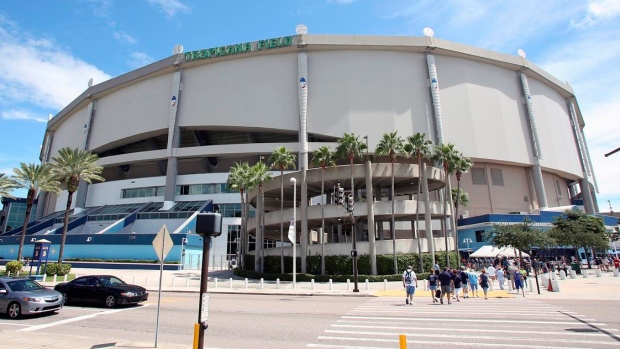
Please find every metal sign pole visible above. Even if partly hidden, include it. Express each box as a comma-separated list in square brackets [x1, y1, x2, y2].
[195, 236, 212, 349]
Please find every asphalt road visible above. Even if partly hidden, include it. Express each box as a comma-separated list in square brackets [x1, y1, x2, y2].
[2, 292, 620, 349]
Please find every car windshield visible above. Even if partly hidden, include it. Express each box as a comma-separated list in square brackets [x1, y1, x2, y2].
[7, 279, 44, 292]
[99, 276, 126, 286]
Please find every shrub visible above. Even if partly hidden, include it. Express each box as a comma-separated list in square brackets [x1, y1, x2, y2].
[41, 263, 72, 276]
[5, 261, 23, 274]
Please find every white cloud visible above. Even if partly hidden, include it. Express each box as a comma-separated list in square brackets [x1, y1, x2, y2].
[146, 0, 191, 18]
[1, 109, 47, 123]
[0, 17, 111, 111]
[113, 31, 138, 45]
[127, 52, 154, 69]
[571, 0, 620, 28]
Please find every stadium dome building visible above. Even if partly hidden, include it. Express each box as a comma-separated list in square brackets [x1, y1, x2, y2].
[1, 31, 615, 272]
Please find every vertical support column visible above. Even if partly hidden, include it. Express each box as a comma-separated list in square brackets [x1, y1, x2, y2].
[163, 71, 182, 210]
[255, 192, 262, 272]
[75, 101, 96, 213]
[422, 162, 436, 266]
[567, 100, 595, 213]
[426, 54, 444, 144]
[365, 160, 377, 275]
[298, 51, 309, 273]
[580, 179, 596, 214]
[519, 72, 548, 210]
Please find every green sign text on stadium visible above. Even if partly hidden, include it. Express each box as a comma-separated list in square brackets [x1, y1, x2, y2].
[185, 36, 293, 62]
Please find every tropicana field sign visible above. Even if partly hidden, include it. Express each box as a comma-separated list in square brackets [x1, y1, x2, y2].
[185, 36, 294, 62]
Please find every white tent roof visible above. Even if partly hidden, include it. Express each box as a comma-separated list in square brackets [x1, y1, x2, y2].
[469, 245, 530, 258]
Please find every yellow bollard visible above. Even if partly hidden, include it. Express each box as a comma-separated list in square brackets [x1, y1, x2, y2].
[399, 334, 407, 349]
[193, 323, 200, 349]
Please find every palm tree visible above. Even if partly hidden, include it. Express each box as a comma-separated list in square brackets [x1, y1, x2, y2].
[451, 188, 470, 210]
[311, 146, 335, 275]
[375, 131, 404, 274]
[227, 162, 252, 269]
[269, 146, 296, 274]
[451, 152, 473, 260]
[11, 163, 60, 261]
[50, 148, 104, 263]
[250, 160, 272, 273]
[0, 173, 18, 199]
[432, 143, 458, 268]
[404, 133, 433, 271]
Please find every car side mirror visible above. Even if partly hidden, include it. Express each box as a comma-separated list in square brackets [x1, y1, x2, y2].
[0, 289, 7, 294]
[96, 283, 102, 288]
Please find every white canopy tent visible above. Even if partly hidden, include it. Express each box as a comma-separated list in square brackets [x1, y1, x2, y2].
[469, 245, 530, 258]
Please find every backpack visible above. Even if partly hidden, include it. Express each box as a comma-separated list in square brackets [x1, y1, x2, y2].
[405, 271, 412, 283]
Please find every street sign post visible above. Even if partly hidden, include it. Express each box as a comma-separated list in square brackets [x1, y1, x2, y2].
[152, 225, 174, 348]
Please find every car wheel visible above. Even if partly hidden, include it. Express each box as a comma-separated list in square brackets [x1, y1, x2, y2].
[8, 302, 21, 319]
[62, 293, 69, 305]
[105, 295, 117, 308]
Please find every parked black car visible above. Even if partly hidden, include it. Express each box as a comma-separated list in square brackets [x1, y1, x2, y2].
[54, 275, 148, 308]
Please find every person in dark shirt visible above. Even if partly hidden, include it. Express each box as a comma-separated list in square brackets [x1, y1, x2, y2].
[452, 269, 462, 302]
[428, 268, 439, 303]
[459, 267, 469, 299]
[438, 268, 453, 305]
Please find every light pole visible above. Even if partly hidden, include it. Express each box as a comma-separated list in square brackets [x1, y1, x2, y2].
[180, 236, 188, 270]
[290, 177, 297, 289]
[463, 238, 472, 260]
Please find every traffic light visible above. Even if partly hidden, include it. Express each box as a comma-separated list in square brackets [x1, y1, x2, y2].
[347, 194, 354, 213]
[336, 183, 344, 206]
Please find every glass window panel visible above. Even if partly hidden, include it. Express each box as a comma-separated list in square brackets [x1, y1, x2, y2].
[490, 168, 504, 186]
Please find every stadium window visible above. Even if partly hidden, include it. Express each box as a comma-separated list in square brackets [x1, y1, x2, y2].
[471, 168, 487, 185]
[490, 168, 504, 186]
[475, 230, 485, 242]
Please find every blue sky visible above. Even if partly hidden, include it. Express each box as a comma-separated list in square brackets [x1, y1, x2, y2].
[0, 0, 618, 213]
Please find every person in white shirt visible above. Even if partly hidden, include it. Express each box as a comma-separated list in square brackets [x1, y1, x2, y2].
[486, 265, 496, 287]
[496, 267, 505, 290]
[402, 266, 418, 305]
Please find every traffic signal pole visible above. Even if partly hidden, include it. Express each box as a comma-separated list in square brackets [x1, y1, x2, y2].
[194, 236, 211, 349]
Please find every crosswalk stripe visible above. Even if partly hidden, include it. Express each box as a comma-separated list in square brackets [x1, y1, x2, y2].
[341, 315, 606, 326]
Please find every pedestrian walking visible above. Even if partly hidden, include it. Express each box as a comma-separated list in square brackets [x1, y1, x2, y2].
[480, 269, 490, 299]
[438, 268, 453, 305]
[514, 268, 525, 297]
[428, 268, 439, 303]
[459, 266, 469, 299]
[452, 269, 462, 302]
[402, 265, 418, 305]
[496, 267, 505, 290]
[468, 268, 479, 297]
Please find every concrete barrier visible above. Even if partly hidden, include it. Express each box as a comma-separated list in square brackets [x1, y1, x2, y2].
[559, 270, 566, 280]
[614, 269, 619, 277]
[583, 271, 589, 278]
[595, 269, 602, 277]
[550, 280, 560, 292]
[570, 270, 577, 279]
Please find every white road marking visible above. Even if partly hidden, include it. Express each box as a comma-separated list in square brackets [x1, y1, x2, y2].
[340, 316, 606, 326]
[18, 304, 150, 332]
[0, 322, 30, 327]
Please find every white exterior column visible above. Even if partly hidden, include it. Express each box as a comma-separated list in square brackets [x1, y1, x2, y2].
[75, 101, 96, 213]
[298, 51, 309, 273]
[519, 72, 548, 210]
[163, 71, 182, 209]
[365, 160, 377, 275]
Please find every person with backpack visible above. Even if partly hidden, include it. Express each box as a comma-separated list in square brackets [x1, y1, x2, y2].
[402, 265, 418, 305]
[428, 268, 439, 303]
[480, 268, 490, 300]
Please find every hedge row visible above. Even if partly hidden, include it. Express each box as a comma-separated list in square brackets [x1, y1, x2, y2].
[241, 251, 459, 279]
[234, 268, 432, 282]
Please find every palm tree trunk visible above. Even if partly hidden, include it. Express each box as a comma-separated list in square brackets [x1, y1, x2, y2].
[415, 156, 423, 272]
[58, 192, 74, 263]
[391, 160, 397, 274]
[422, 162, 436, 267]
[17, 189, 36, 261]
[239, 190, 245, 270]
[454, 177, 462, 266]
[280, 171, 284, 274]
[260, 187, 265, 273]
[321, 167, 326, 275]
[443, 183, 449, 268]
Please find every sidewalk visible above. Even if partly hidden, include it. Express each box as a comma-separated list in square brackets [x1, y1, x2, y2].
[2, 266, 620, 348]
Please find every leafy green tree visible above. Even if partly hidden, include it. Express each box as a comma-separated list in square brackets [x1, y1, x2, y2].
[432, 143, 459, 267]
[450, 152, 473, 260]
[375, 131, 405, 274]
[227, 162, 253, 269]
[50, 148, 104, 263]
[548, 210, 608, 267]
[311, 146, 335, 275]
[451, 188, 469, 211]
[487, 218, 555, 261]
[0, 173, 18, 199]
[250, 160, 272, 272]
[11, 163, 60, 261]
[404, 133, 433, 271]
[269, 146, 296, 274]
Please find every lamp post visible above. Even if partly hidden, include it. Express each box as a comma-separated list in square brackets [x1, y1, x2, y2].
[290, 177, 297, 289]
[180, 236, 188, 271]
[463, 238, 472, 260]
